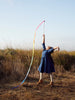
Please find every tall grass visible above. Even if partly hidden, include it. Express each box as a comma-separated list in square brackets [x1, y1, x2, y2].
[0, 49, 75, 81]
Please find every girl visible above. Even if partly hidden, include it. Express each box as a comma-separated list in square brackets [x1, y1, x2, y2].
[38, 34, 59, 86]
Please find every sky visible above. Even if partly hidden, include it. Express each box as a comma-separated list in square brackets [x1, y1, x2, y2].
[0, 0, 75, 51]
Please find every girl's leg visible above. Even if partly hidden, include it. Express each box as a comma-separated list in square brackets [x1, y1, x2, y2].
[40, 73, 43, 80]
[37, 73, 43, 84]
[50, 73, 53, 82]
[50, 73, 54, 86]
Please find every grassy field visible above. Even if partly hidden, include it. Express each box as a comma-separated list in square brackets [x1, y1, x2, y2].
[0, 49, 75, 100]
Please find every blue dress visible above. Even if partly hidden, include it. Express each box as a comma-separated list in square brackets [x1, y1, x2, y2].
[38, 43, 55, 73]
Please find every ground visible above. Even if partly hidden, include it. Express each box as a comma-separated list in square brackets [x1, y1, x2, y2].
[0, 72, 75, 100]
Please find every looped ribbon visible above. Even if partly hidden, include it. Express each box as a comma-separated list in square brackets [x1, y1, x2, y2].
[12, 20, 45, 89]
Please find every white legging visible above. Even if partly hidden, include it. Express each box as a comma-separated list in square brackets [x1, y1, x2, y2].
[40, 73, 53, 82]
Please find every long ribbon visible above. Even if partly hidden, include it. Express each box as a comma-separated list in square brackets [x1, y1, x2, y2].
[12, 20, 45, 89]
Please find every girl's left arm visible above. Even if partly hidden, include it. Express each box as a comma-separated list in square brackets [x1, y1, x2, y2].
[53, 47, 60, 51]
[48, 47, 54, 53]
[48, 47, 60, 53]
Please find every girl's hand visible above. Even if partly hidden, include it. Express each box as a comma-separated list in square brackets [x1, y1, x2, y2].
[43, 34, 45, 37]
[58, 47, 60, 51]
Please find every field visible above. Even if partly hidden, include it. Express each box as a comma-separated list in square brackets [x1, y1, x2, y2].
[0, 49, 75, 100]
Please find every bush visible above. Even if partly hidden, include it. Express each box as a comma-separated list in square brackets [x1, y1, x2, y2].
[52, 51, 75, 71]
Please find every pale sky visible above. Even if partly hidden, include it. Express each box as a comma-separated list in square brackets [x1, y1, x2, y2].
[0, 0, 75, 51]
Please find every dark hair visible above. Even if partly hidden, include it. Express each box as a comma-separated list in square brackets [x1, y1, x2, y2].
[48, 46, 52, 49]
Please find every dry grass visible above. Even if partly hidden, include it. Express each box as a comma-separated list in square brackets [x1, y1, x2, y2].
[0, 49, 75, 81]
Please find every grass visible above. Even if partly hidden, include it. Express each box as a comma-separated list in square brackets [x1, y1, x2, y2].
[0, 49, 75, 81]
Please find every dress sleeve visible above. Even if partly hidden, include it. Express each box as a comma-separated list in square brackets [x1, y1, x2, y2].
[48, 47, 54, 53]
[42, 43, 46, 50]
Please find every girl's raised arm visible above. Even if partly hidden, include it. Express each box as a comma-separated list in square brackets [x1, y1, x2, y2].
[42, 34, 45, 43]
[42, 34, 46, 50]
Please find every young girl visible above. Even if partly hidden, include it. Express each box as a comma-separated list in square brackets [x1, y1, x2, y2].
[38, 34, 59, 86]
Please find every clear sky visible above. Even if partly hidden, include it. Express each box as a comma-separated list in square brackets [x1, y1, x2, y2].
[0, 0, 75, 51]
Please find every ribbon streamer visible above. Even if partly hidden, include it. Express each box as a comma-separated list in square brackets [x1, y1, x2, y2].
[12, 20, 45, 89]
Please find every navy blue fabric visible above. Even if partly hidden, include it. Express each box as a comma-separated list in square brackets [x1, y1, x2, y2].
[38, 43, 55, 73]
